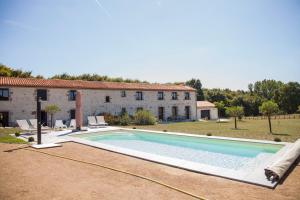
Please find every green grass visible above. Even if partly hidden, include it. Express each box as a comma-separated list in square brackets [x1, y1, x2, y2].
[125, 118, 300, 142]
[0, 128, 27, 144]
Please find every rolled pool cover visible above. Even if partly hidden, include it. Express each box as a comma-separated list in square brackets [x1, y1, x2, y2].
[265, 139, 300, 182]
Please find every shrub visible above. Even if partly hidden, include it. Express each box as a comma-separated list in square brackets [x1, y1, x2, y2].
[163, 130, 167, 132]
[120, 113, 130, 126]
[206, 133, 212, 136]
[15, 131, 20, 137]
[132, 127, 136, 129]
[100, 113, 120, 125]
[274, 137, 281, 142]
[133, 110, 156, 125]
[28, 137, 34, 142]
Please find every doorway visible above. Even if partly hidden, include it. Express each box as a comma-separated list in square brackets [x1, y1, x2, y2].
[201, 110, 210, 120]
[0, 112, 9, 127]
[158, 107, 164, 121]
[185, 106, 190, 120]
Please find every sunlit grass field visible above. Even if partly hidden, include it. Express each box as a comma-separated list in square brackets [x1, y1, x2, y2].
[126, 118, 300, 142]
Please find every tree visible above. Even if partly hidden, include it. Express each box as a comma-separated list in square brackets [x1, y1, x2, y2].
[185, 79, 204, 100]
[225, 106, 244, 129]
[298, 105, 300, 113]
[259, 101, 279, 133]
[45, 105, 61, 128]
[274, 82, 300, 114]
[214, 101, 225, 119]
[0, 64, 32, 78]
[253, 79, 283, 100]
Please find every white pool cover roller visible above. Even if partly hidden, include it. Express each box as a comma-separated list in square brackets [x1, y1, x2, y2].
[265, 139, 300, 182]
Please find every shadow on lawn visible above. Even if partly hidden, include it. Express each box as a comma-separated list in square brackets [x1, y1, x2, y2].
[272, 133, 290, 136]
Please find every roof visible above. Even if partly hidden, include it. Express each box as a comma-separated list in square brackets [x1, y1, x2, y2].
[0, 77, 196, 91]
[197, 101, 215, 108]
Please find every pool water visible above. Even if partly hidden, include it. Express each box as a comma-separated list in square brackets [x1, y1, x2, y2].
[73, 130, 283, 170]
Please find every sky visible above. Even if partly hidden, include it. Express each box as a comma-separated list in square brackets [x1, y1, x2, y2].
[0, 0, 299, 90]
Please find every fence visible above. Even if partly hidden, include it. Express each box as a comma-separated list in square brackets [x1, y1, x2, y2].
[244, 114, 300, 120]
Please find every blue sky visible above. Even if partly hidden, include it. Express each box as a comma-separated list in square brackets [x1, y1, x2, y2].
[0, 0, 299, 90]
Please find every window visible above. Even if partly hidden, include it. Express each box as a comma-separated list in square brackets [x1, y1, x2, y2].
[68, 90, 76, 101]
[121, 90, 126, 97]
[157, 92, 164, 100]
[0, 88, 9, 101]
[105, 96, 110, 103]
[37, 89, 47, 101]
[136, 107, 143, 111]
[184, 92, 190, 100]
[172, 106, 178, 118]
[136, 91, 143, 100]
[70, 109, 76, 119]
[171, 92, 178, 100]
[121, 107, 127, 114]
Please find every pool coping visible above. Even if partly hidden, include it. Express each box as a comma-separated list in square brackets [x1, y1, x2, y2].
[62, 127, 292, 188]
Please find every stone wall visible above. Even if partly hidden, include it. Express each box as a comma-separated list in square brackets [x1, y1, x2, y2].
[0, 87, 197, 126]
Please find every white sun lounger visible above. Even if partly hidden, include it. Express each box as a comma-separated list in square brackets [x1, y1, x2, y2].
[96, 116, 108, 126]
[88, 116, 99, 127]
[54, 120, 67, 129]
[29, 119, 51, 130]
[69, 119, 76, 128]
[16, 120, 36, 133]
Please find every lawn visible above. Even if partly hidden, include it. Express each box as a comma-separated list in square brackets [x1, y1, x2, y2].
[0, 128, 27, 144]
[126, 118, 300, 142]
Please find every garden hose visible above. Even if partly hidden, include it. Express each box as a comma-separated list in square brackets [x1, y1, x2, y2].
[13, 146, 208, 200]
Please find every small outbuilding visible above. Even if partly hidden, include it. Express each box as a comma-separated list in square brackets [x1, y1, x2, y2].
[197, 101, 218, 120]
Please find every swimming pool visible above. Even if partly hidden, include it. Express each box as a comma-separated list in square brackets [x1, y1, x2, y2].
[68, 128, 289, 188]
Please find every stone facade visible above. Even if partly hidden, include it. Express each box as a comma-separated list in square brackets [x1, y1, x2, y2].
[0, 87, 197, 126]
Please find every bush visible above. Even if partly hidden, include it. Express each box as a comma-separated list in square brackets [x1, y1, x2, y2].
[132, 127, 136, 129]
[100, 113, 120, 125]
[163, 130, 167, 132]
[28, 137, 34, 142]
[133, 110, 156, 125]
[15, 131, 20, 137]
[274, 137, 281, 142]
[206, 133, 212, 136]
[120, 113, 130, 126]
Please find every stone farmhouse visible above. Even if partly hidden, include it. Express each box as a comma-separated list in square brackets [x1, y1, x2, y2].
[0, 77, 197, 126]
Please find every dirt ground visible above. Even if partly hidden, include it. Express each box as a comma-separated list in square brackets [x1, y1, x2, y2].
[0, 142, 299, 200]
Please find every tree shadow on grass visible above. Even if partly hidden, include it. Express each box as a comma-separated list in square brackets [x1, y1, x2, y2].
[230, 128, 249, 131]
[271, 132, 290, 136]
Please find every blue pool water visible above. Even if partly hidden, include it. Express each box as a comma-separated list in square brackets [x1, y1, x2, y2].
[73, 130, 283, 170]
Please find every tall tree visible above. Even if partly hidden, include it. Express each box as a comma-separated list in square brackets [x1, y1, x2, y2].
[226, 106, 244, 129]
[274, 82, 300, 114]
[259, 101, 279, 133]
[185, 79, 204, 100]
[253, 79, 283, 100]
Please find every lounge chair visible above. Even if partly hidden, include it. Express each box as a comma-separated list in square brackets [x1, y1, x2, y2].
[16, 120, 36, 133]
[69, 119, 76, 128]
[54, 120, 67, 129]
[29, 119, 51, 130]
[88, 116, 97, 126]
[96, 116, 108, 126]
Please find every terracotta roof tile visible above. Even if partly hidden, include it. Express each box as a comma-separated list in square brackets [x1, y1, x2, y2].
[197, 101, 215, 108]
[0, 77, 195, 91]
